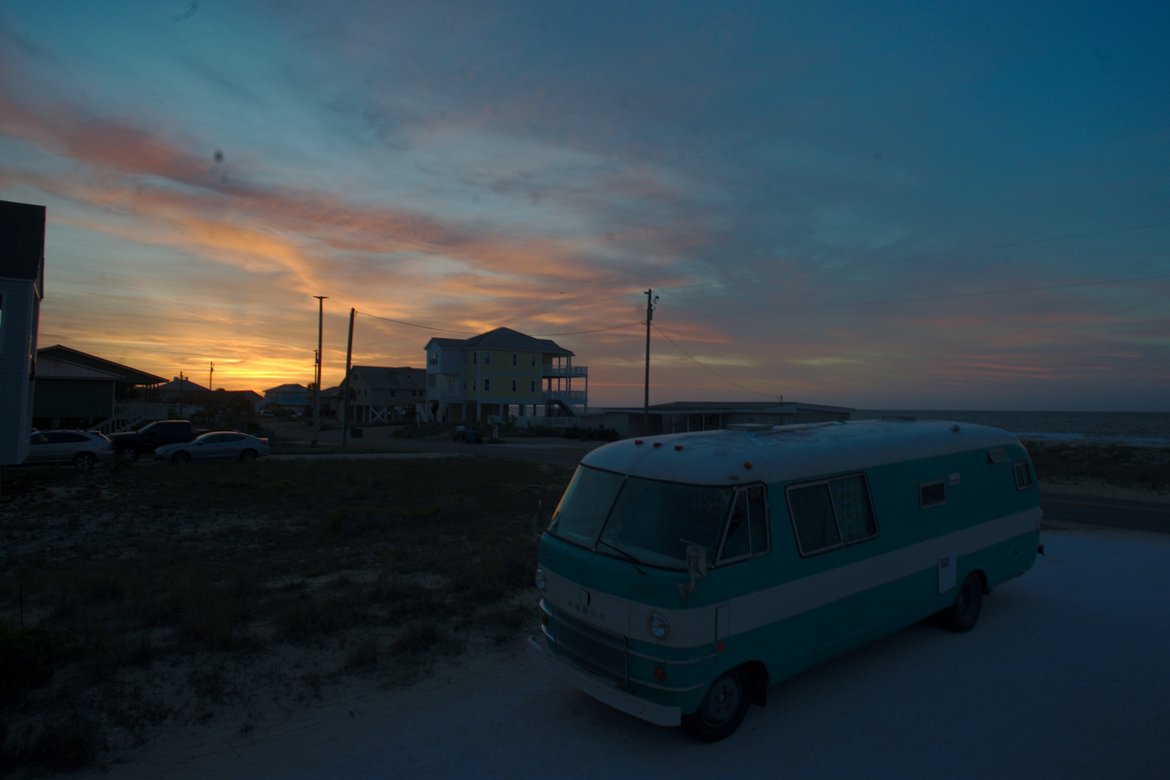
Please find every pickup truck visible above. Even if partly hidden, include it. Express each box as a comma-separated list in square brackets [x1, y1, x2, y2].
[108, 420, 204, 461]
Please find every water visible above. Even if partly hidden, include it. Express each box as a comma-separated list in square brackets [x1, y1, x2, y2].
[852, 410, 1170, 447]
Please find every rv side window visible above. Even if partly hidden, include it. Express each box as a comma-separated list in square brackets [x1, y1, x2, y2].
[1013, 461, 1034, 490]
[920, 481, 946, 508]
[719, 485, 769, 562]
[788, 474, 877, 556]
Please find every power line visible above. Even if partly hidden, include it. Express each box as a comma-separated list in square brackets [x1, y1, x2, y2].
[650, 271, 1170, 398]
[355, 306, 642, 338]
[352, 269, 1167, 351]
[354, 310, 477, 335]
[685, 273, 1170, 321]
[535, 322, 642, 337]
[653, 324, 782, 401]
[650, 220, 1170, 298]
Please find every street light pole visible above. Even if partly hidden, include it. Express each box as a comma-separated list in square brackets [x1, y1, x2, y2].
[313, 295, 327, 447]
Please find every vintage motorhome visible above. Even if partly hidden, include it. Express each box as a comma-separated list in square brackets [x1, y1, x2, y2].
[528, 418, 1042, 740]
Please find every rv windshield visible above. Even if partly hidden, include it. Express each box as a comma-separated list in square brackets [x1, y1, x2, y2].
[549, 466, 733, 569]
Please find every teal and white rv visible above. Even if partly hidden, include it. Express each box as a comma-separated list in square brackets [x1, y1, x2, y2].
[527, 418, 1042, 740]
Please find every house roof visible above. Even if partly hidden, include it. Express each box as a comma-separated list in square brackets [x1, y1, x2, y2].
[160, 376, 210, 397]
[425, 326, 573, 356]
[217, 389, 263, 402]
[36, 345, 166, 386]
[264, 383, 308, 394]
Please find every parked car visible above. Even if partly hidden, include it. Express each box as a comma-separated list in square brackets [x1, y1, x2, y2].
[25, 429, 114, 468]
[154, 431, 270, 463]
[107, 419, 204, 461]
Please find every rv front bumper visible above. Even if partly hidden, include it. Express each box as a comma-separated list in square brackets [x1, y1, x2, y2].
[526, 635, 682, 727]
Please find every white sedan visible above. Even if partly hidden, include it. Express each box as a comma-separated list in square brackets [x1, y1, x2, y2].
[26, 429, 114, 468]
[154, 431, 270, 463]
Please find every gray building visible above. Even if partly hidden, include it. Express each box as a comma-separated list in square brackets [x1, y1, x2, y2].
[341, 365, 425, 425]
[34, 345, 167, 430]
[590, 401, 854, 438]
[0, 200, 45, 466]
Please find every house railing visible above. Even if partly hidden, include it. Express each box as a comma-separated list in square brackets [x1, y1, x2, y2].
[545, 390, 587, 404]
[543, 365, 589, 378]
[94, 401, 170, 433]
[511, 415, 581, 429]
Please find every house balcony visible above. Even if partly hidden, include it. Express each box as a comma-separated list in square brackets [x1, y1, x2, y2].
[542, 365, 588, 379]
[428, 389, 465, 404]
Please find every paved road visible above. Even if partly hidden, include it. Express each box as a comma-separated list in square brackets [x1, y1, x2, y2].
[1042, 493, 1170, 534]
[90, 526, 1170, 780]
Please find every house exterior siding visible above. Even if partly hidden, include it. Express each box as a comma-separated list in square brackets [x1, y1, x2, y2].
[424, 327, 587, 424]
[342, 366, 425, 424]
[0, 200, 46, 466]
[32, 346, 167, 430]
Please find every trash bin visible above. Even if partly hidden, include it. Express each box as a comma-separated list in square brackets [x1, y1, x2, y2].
[351, 427, 364, 438]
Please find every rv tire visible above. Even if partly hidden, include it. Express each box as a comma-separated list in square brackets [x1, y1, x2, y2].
[683, 668, 751, 742]
[941, 572, 983, 633]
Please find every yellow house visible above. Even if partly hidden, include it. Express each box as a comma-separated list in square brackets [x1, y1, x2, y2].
[424, 327, 587, 424]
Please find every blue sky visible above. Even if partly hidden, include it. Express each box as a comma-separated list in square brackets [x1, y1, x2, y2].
[2, 1, 1167, 410]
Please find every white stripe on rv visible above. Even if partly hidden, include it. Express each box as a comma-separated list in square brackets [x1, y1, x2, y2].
[543, 507, 1040, 650]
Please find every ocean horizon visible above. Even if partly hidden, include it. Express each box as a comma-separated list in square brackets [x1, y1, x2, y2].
[851, 410, 1170, 447]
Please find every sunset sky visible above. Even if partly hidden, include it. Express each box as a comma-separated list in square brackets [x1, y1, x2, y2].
[2, 1, 1167, 411]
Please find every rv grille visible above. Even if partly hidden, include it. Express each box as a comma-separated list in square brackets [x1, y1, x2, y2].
[551, 607, 628, 683]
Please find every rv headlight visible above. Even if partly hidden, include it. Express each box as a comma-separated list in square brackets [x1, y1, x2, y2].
[534, 567, 547, 592]
[647, 613, 670, 640]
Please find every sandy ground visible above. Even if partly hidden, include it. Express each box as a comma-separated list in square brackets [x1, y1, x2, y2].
[73, 524, 1170, 780]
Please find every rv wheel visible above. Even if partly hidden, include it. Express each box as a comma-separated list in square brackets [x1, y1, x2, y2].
[683, 668, 751, 742]
[941, 572, 984, 633]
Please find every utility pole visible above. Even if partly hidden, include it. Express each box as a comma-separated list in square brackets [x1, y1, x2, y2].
[341, 307, 355, 451]
[643, 288, 657, 435]
[208, 361, 214, 392]
[313, 295, 327, 448]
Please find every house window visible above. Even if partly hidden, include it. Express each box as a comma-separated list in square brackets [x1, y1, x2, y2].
[530, 380, 536, 392]
[483, 379, 490, 392]
[472, 352, 477, 365]
[429, 350, 438, 365]
[531, 354, 536, 367]
[512, 353, 518, 366]
[787, 474, 877, 556]
[920, 481, 946, 508]
[511, 379, 517, 392]
[484, 352, 491, 365]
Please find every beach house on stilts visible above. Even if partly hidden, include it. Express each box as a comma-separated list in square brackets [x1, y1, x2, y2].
[423, 327, 587, 425]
